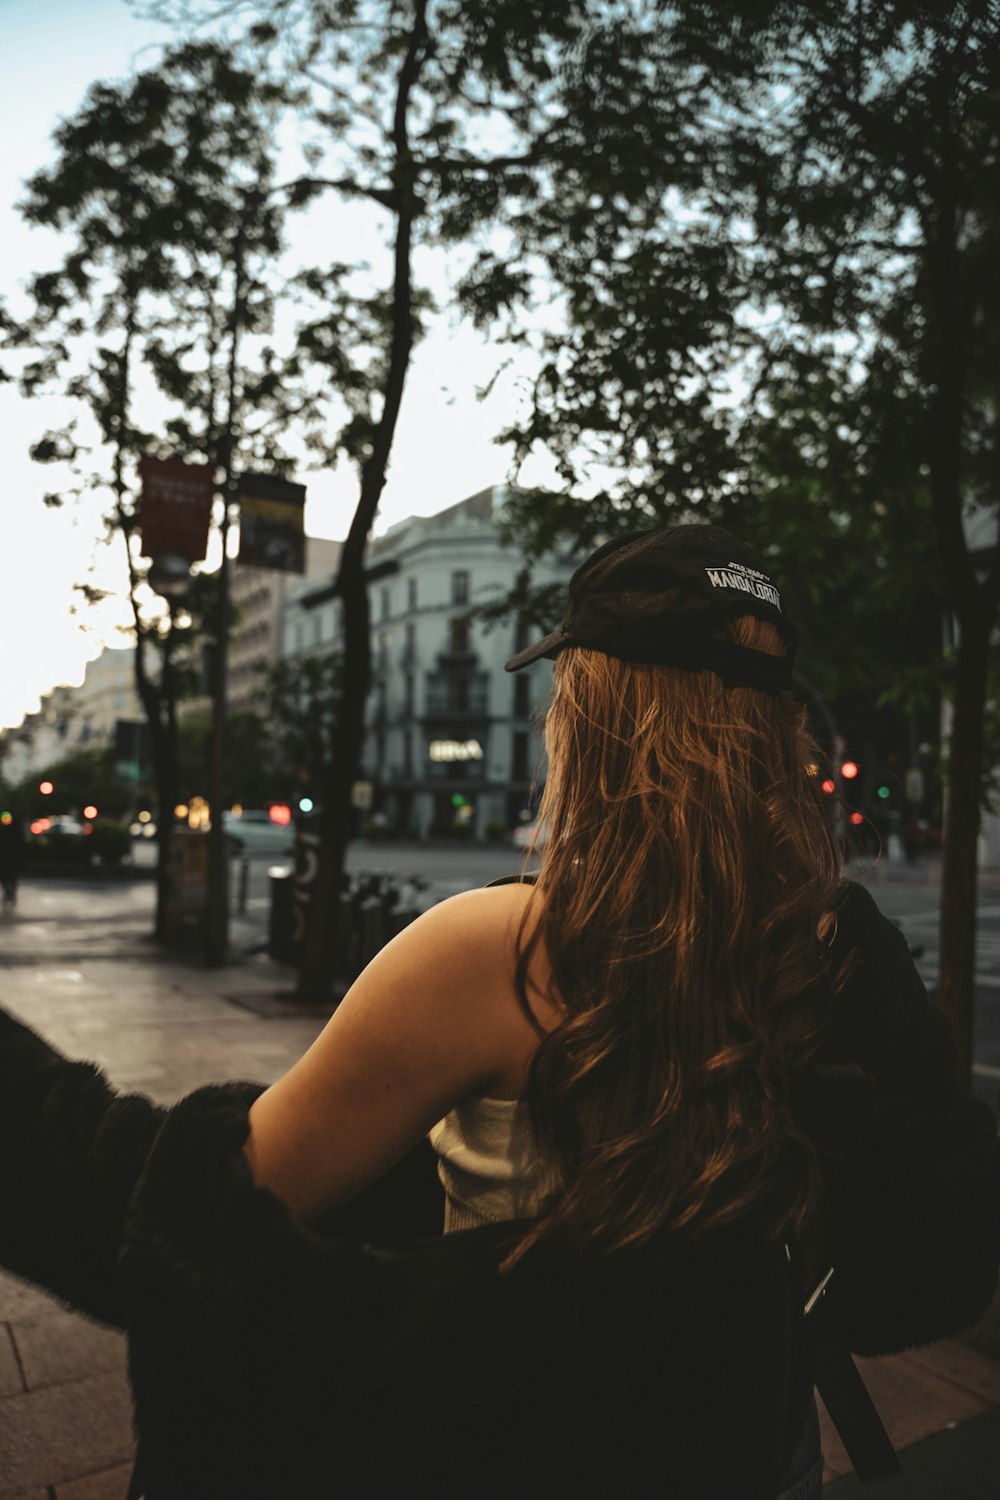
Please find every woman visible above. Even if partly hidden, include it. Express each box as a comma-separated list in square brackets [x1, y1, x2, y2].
[1, 524, 996, 1499]
[242, 524, 998, 1496]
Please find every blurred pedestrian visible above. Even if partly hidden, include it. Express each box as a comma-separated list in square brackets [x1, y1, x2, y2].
[0, 812, 24, 906]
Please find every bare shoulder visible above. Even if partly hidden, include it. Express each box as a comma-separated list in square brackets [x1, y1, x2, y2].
[245, 880, 550, 1218]
[371, 880, 549, 1013]
[403, 880, 538, 957]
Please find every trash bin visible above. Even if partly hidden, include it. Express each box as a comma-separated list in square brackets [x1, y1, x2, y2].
[162, 827, 211, 950]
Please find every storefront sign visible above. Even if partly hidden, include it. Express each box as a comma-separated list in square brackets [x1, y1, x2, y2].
[429, 739, 484, 762]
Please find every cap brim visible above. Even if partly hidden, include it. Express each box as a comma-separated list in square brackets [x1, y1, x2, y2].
[504, 629, 567, 672]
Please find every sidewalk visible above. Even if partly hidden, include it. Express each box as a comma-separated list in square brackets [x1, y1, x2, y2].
[0, 873, 998, 1498]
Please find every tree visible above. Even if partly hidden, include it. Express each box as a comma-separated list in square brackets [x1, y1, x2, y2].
[16, 42, 295, 940]
[142, 0, 627, 997]
[739, 2, 1000, 1086]
[458, 2, 999, 1083]
[264, 650, 344, 801]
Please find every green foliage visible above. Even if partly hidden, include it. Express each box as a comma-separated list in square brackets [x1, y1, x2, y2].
[264, 651, 344, 795]
[5, 745, 136, 822]
[177, 707, 280, 808]
[86, 820, 133, 865]
[455, 2, 998, 778]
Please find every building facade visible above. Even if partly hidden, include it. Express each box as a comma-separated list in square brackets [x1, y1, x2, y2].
[281, 486, 576, 838]
[1, 648, 142, 788]
[227, 537, 342, 714]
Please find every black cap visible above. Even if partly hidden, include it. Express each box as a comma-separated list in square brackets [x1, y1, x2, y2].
[504, 524, 798, 693]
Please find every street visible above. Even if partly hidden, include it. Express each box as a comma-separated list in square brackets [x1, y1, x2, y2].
[21, 840, 1000, 1107]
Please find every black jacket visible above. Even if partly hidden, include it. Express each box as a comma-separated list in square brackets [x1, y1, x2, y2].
[0, 881, 997, 1498]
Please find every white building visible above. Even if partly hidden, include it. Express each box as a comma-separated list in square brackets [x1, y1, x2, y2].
[227, 538, 342, 713]
[0, 648, 142, 788]
[281, 485, 576, 838]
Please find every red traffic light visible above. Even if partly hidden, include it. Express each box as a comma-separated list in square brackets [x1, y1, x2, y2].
[268, 804, 292, 827]
[39, 781, 54, 796]
[840, 761, 859, 780]
[821, 778, 836, 795]
[83, 805, 98, 820]
[849, 811, 864, 826]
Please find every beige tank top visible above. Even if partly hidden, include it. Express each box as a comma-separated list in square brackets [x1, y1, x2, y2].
[427, 1096, 560, 1233]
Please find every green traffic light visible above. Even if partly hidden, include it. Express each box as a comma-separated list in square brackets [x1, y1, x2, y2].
[877, 785, 891, 800]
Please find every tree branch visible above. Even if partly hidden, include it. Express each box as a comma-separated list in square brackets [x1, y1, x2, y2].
[277, 174, 396, 210]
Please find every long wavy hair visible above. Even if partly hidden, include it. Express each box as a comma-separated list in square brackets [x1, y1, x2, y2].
[504, 612, 851, 1270]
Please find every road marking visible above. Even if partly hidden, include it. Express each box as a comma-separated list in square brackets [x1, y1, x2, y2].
[973, 1062, 1000, 1080]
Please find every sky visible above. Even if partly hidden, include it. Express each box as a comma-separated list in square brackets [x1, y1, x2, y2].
[0, 0, 554, 731]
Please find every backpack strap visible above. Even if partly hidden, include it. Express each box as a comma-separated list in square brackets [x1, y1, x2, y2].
[803, 1267, 901, 1481]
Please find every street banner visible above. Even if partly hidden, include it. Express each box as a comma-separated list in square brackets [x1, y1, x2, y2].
[236, 472, 306, 573]
[138, 456, 214, 563]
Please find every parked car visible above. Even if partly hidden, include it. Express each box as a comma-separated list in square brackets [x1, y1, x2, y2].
[221, 809, 295, 856]
[30, 816, 84, 838]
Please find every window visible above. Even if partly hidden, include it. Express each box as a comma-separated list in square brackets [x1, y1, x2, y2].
[514, 675, 530, 718]
[514, 612, 532, 653]
[402, 731, 413, 777]
[404, 621, 416, 660]
[404, 672, 414, 717]
[380, 586, 390, 621]
[408, 577, 417, 611]
[449, 616, 469, 654]
[451, 570, 469, 605]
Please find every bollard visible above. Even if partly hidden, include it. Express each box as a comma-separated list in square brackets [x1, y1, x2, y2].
[238, 854, 250, 915]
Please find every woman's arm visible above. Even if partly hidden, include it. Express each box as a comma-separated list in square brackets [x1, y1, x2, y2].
[244, 885, 539, 1222]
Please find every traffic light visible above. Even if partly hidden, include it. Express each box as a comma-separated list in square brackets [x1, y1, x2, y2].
[876, 785, 891, 800]
[83, 805, 98, 820]
[821, 778, 836, 795]
[840, 761, 859, 781]
[298, 796, 314, 813]
[849, 811, 864, 826]
[268, 804, 292, 826]
[0, 811, 11, 826]
[39, 781, 53, 796]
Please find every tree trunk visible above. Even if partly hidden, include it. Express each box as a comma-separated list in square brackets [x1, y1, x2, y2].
[295, 0, 428, 1002]
[296, 549, 373, 1000]
[938, 614, 990, 1089]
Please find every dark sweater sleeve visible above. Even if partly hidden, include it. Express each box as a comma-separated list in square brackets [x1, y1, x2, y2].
[818, 887, 1000, 1355]
[0, 1004, 165, 1327]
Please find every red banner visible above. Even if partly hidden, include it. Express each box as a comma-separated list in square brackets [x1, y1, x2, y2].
[138, 457, 215, 564]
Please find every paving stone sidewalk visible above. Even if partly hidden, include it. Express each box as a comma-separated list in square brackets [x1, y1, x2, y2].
[0, 873, 998, 1498]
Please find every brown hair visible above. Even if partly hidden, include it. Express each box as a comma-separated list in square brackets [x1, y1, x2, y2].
[505, 613, 850, 1269]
